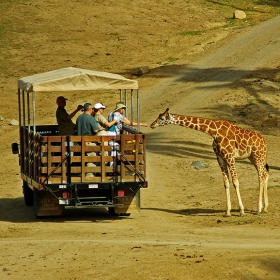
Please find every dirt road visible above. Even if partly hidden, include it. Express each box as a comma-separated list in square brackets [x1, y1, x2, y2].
[1, 3, 280, 280]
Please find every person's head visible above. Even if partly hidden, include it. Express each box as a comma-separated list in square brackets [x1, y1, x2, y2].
[83, 102, 93, 114]
[94, 102, 106, 114]
[113, 102, 126, 114]
[56, 96, 68, 108]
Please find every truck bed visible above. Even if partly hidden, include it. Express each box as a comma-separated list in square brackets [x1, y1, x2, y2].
[20, 125, 146, 186]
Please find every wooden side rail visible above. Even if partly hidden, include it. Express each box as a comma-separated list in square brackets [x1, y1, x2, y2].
[20, 129, 147, 184]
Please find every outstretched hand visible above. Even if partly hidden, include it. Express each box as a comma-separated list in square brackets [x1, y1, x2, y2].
[77, 104, 83, 111]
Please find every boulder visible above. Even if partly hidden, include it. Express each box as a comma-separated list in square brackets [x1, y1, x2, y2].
[191, 161, 207, 170]
[131, 66, 149, 76]
[233, 10, 246, 19]
[10, 119, 19, 126]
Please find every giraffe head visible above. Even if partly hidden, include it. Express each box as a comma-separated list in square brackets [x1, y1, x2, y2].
[150, 108, 172, 129]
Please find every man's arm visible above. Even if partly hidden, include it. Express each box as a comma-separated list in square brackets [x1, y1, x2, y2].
[97, 114, 117, 128]
[104, 119, 117, 127]
[67, 105, 83, 120]
[122, 117, 148, 127]
[90, 118, 99, 134]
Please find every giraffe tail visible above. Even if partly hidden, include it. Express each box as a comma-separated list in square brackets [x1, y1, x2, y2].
[265, 163, 269, 172]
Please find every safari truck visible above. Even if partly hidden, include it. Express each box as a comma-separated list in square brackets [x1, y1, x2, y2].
[12, 67, 148, 218]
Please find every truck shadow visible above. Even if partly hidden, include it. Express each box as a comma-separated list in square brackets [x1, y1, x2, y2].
[0, 197, 131, 223]
[143, 207, 243, 217]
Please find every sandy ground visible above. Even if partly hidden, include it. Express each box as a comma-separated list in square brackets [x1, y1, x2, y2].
[1, 1, 280, 279]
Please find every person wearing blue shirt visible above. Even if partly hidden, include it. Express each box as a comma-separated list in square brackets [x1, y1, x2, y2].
[76, 102, 99, 178]
[76, 103, 99, 136]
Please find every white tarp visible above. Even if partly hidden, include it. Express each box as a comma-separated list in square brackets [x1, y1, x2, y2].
[18, 67, 138, 93]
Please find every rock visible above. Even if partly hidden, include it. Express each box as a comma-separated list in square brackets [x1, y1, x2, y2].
[131, 66, 149, 76]
[0, 116, 4, 121]
[191, 161, 207, 170]
[10, 119, 19, 126]
[233, 10, 246, 19]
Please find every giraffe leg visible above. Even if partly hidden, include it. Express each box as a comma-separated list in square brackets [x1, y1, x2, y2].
[228, 160, 245, 217]
[263, 175, 269, 213]
[216, 156, 232, 217]
[214, 143, 245, 217]
[257, 181, 264, 214]
[249, 157, 269, 214]
[263, 165, 269, 212]
[231, 177, 245, 216]
[257, 167, 269, 214]
[222, 169, 232, 217]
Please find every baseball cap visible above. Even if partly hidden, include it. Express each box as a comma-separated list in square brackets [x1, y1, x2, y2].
[56, 96, 68, 102]
[94, 102, 106, 109]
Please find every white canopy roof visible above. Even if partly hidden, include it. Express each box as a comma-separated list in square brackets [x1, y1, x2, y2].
[18, 67, 138, 93]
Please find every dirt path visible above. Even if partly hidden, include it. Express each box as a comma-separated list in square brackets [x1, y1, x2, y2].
[143, 15, 280, 114]
[1, 7, 280, 280]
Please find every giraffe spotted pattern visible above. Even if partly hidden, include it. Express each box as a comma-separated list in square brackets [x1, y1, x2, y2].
[150, 108, 269, 217]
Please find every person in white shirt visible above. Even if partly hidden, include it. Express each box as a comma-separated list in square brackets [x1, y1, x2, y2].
[93, 102, 117, 135]
[107, 102, 148, 135]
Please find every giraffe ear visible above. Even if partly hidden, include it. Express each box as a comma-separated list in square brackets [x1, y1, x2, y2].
[166, 108, 169, 112]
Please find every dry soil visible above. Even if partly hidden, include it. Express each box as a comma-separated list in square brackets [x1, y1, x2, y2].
[1, 1, 280, 279]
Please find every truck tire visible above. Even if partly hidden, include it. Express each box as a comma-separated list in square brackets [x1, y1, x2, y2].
[108, 207, 131, 217]
[33, 188, 40, 218]
[23, 181, 34, 206]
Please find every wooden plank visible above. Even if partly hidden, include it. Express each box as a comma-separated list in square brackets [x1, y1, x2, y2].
[23, 132, 146, 185]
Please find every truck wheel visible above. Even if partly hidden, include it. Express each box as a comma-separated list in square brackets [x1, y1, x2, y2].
[108, 207, 117, 216]
[119, 213, 131, 217]
[108, 207, 130, 217]
[33, 188, 40, 218]
[23, 181, 34, 206]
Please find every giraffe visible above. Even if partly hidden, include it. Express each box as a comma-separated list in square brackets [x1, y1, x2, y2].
[150, 108, 269, 217]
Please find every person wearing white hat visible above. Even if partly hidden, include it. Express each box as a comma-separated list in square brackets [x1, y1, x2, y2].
[56, 96, 83, 135]
[108, 102, 148, 135]
[93, 102, 117, 135]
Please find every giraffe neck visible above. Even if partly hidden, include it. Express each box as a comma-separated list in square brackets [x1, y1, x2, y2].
[170, 113, 219, 137]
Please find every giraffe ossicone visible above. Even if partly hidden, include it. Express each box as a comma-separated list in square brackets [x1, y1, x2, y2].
[150, 108, 269, 217]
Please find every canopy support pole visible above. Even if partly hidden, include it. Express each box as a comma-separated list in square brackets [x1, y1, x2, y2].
[137, 89, 140, 131]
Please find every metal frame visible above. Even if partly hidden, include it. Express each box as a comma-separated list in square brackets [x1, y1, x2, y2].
[120, 88, 140, 131]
